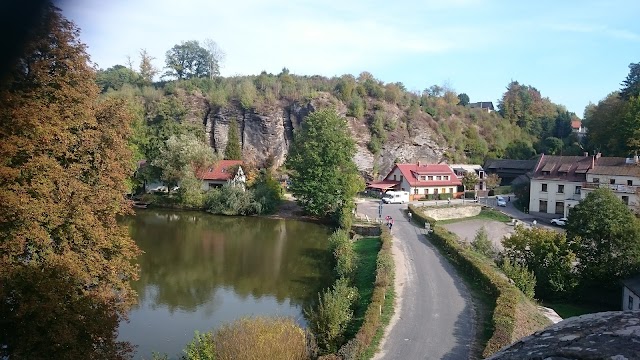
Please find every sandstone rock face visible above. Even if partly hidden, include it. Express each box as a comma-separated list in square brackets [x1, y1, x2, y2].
[487, 311, 640, 360]
[190, 91, 448, 176]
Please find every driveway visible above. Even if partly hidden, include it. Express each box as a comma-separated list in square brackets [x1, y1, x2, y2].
[357, 200, 475, 360]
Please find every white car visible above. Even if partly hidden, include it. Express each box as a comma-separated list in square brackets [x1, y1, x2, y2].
[496, 196, 507, 207]
[550, 217, 568, 226]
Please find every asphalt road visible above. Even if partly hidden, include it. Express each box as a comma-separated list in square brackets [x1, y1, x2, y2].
[359, 201, 475, 360]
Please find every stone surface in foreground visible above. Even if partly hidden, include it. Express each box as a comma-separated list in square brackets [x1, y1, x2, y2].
[487, 311, 640, 360]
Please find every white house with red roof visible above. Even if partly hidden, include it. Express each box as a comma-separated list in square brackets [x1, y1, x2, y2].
[199, 160, 246, 190]
[368, 162, 462, 200]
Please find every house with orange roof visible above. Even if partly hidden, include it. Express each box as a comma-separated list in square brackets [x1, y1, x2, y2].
[199, 160, 246, 190]
[367, 162, 462, 200]
[571, 119, 587, 139]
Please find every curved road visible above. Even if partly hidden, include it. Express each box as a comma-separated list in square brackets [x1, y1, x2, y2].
[359, 201, 475, 360]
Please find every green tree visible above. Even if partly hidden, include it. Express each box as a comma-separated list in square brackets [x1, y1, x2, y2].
[286, 108, 364, 220]
[224, 118, 243, 160]
[0, 5, 139, 358]
[164, 40, 212, 79]
[504, 139, 536, 159]
[620, 62, 640, 100]
[584, 92, 625, 156]
[567, 188, 640, 291]
[457, 93, 470, 106]
[500, 258, 536, 299]
[471, 226, 496, 258]
[553, 111, 573, 139]
[502, 227, 577, 299]
[543, 136, 564, 155]
[96, 64, 140, 93]
[462, 171, 479, 197]
[153, 133, 216, 190]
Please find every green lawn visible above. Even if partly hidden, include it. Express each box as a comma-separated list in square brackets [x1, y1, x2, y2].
[437, 208, 512, 225]
[345, 237, 381, 339]
[543, 301, 614, 319]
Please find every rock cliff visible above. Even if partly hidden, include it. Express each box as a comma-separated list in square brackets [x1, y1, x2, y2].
[178, 90, 446, 178]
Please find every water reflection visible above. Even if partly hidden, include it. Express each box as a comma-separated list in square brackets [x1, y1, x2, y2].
[119, 210, 332, 359]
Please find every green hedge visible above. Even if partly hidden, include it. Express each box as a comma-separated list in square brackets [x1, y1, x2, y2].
[408, 204, 437, 228]
[428, 226, 548, 357]
[335, 226, 395, 359]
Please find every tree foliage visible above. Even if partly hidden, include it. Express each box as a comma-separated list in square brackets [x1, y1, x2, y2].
[96, 64, 140, 93]
[153, 133, 215, 190]
[485, 173, 502, 190]
[224, 118, 243, 160]
[461, 171, 479, 193]
[502, 227, 577, 299]
[471, 226, 496, 259]
[566, 188, 640, 290]
[0, 5, 139, 358]
[165, 40, 213, 80]
[504, 139, 536, 159]
[286, 108, 364, 219]
[620, 62, 640, 100]
[457, 93, 470, 106]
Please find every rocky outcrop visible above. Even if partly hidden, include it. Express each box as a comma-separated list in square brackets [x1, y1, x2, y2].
[185, 90, 448, 176]
[487, 311, 640, 359]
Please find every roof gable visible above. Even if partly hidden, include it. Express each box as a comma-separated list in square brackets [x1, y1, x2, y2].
[200, 160, 244, 181]
[393, 163, 462, 187]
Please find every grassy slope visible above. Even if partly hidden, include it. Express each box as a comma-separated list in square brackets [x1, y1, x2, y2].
[437, 207, 512, 225]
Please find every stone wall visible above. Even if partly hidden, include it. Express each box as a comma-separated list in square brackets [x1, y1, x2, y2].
[420, 204, 481, 221]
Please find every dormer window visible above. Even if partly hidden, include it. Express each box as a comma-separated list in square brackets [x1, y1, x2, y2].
[444, 176, 449, 180]
[436, 176, 442, 180]
[428, 176, 433, 181]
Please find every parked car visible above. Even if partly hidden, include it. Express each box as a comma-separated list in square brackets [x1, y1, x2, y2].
[550, 217, 568, 226]
[496, 196, 507, 207]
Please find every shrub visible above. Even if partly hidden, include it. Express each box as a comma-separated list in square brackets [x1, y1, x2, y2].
[183, 331, 215, 360]
[251, 170, 283, 214]
[500, 259, 537, 300]
[329, 229, 357, 279]
[408, 204, 437, 229]
[204, 184, 260, 215]
[306, 277, 359, 354]
[471, 226, 497, 259]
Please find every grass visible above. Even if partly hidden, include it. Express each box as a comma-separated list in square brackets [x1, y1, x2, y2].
[345, 237, 382, 338]
[361, 282, 395, 359]
[437, 207, 512, 225]
[543, 301, 613, 319]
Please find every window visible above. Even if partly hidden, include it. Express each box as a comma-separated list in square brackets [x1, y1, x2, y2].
[628, 179, 633, 186]
[414, 188, 419, 194]
[542, 183, 548, 192]
[436, 176, 442, 180]
[444, 176, 449, 180]
[622, 196, 630, 205]
[441, 188, 446, 194]
[428, 176, 433, 181]
[593, 178, 600, 183]
[420, 176, 426, 181]
[393, 175, 396, 180]
[449, 188, 454, 193]
[539, 200, 547, 212]
[629, 296, 634, 310]
[557, 184, 564, 194]
[555, 201, 564, 215]
[610, 178, 616, 184]
[575, 186, 581, 195]
[400, 175, 404, 182]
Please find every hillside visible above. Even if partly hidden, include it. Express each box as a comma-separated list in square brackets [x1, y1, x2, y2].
[99, 69, 576, 179]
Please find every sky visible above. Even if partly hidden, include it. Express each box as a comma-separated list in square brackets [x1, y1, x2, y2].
[59, 0, 640, 117]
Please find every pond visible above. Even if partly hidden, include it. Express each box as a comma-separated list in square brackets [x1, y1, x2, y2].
[118, 210, 333, 359]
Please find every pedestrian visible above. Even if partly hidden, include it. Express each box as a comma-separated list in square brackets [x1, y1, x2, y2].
[385, 215, 390, 225]
[532, 219, 537, 227]
[389, 217, 394, 231]
[508, 196, 511, 202]
[447, 198, 451, 205]
[408, 212, 412, 221]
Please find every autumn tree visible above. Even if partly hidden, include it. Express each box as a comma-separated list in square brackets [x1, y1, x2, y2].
[286, 108, 364, 225]
[138, 48, 158, 85]
[0, 5, 139, 359]
[224, 118, 243, 160]
[485, 173, 502, 191]
[153, 133, 216, 190]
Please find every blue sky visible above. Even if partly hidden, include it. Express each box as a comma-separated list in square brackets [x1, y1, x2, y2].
[60, 0, 640, 116]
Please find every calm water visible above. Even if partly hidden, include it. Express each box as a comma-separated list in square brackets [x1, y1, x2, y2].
[118, 210, 332, 359]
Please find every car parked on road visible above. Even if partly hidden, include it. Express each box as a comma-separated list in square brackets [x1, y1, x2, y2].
[496, 196, 507, 207]
[550, 217, 568, 226]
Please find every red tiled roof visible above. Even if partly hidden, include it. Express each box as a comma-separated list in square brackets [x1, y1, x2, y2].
[571, 120, 581, 129]
[394, 163, 462, 187]
[199, 160, 243, 181]
[367, 181, 400, 190]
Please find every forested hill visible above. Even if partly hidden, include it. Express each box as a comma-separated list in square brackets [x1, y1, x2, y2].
[98, 61, 583, 179]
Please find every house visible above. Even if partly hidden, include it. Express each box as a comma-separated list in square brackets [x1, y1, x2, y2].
[622, 275, 640, 310]
[199, 160, 246, 190]
[367, 162, 462, 200]
[529, 154, 593, 217]
[571, 120, 587, 140]
[469, 101, 495, 112]
[582, 156, 640, 213]
[484, 158, 539, 184]
[449, 164, 486, 194]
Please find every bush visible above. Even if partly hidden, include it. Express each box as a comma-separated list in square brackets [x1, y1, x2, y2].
[500, 259, 537, 300]
[408, 204, 437, 229]
[464, 191, 475, 199]
[204, 184, 260, 215]
[329, 229, 357, 279]
[182, 317, 313, 360]
[251, 170, 283, 214]
[306, 277, 359, 354]
[471, 226, 497, 259]
[438, 193, 453, 200]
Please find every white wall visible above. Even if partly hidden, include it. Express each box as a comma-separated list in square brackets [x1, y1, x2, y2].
[529, 179, 583, 216]
[622, 286, 640, 310]
[585, 173, 640, 210]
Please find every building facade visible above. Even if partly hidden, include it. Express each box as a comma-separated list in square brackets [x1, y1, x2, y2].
[450, 164, 487, 193]
[582, 156, 640, 213]
[368, 162, 462, 200]
[199, 160, 246, 190]
[622, 276, 640, 311]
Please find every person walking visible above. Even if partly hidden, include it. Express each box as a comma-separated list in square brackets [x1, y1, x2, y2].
[388, 217, 394, 231]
